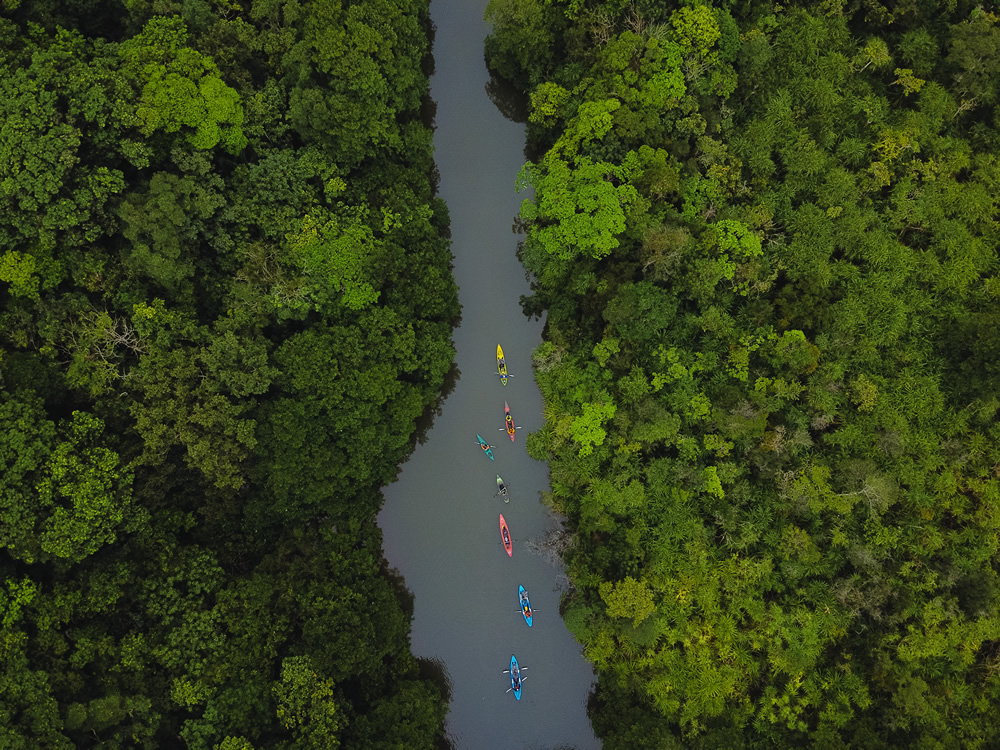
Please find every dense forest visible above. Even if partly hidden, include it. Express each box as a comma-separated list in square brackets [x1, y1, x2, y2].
[0, 0, 456, 747]
[487, 0, 1000, 747]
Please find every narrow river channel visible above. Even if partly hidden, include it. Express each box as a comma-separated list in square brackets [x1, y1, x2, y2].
[377, 0, 601, 747]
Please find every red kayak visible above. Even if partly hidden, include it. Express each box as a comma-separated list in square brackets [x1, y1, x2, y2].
[499, 514, 512, 557]
[504, 401, 516, 442]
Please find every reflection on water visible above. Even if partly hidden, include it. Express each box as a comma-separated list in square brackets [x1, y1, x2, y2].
[382, 563, 415, 619]
[424, 19, 437, 78]
[485, 69, 530, 125]
[422, 92, 439, 132]
[384, 564, 455, 749]
[418, 658, 456, 750]
[418, 656, 455, 704]
[411, 361, 461, 448]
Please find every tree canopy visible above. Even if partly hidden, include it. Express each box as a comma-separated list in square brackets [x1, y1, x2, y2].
[489, 0, 1000, 746]
[0, 1, 455, 747]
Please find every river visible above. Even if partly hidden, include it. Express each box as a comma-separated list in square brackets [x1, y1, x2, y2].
[377, 0, 601, 748]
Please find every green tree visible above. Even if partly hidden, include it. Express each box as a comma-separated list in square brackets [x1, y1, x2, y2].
[0, 393, 133, 564]
[118, 171, 225, 293]
[284, 209, 381, 313]
[119, 16, 247, 153]
[0, 577, 70, 749]
[273, 656, 342, 749]
[485, 0, 559, 89]
[519, 152, 640, 260]
[599, 576, 656, 626]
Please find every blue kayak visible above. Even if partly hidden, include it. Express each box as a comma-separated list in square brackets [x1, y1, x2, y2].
[510, 654, 522, 700]
[477, 434, 494, 460]
[519, 585, 533, 627]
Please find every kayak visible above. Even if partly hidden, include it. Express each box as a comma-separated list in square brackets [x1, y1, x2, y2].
[510, 654, 522, 700]
[496, 474, 509, 503]
[519, 585, 533, 627]
[477, 434, 494, 460]
[504, 401, 516, 442]
[499, 513, 512, 557]
[497, 344, 508, 386]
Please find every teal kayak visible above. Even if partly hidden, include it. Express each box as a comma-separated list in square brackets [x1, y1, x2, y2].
[477, 434, 494, 460]
[510, 654, 522, 700]
[519, 585, 533, 627]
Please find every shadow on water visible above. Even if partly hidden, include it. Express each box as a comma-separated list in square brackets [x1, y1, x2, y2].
[485, 68, 556, 164]
[422, 93, 439, 131]
[485, 68, 529, 126]
[383, 562, 457, 719]
[424, 20, 437, 78]
[382, 563, 416, 620]
[421, 19, 437, 127]
[418, 657, 457, 750]
[410, 361, 461, 450]
[418, 656, 454, 704]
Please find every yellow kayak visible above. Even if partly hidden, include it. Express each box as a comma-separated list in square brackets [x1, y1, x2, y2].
[497, 344, 508, 386]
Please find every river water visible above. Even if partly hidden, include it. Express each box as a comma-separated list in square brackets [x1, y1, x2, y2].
[377, 1, 601, 748]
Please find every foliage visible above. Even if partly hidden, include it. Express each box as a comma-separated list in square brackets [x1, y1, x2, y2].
[488, 0, 1000, 746]
[0, 1, 455, 747]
